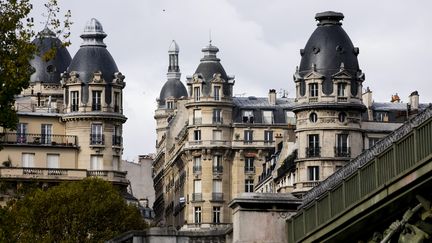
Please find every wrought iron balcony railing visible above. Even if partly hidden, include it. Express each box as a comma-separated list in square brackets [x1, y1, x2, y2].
[112, 135, 122, 146]
[0, 133, 78, 147]
[90, 134, 104, 145]
[306, 147, 321, 158]
[192, 193, 202, 201]
[212, 193, 224, 201]
[193, 118, 202, 125]
[92, 103, 101, 111]
[213, 165, 223, 173]
[193, 165, 202, 174]
[334, 146, 351, 157]
[244, 166, 256, 173]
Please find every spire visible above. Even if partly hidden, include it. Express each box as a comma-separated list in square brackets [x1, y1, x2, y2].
[80, 18, 107, 47]
[167, 40, 180, 79]
[200, 41, 220, 62]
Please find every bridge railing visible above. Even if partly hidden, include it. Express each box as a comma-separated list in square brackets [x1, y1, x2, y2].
[288, 106, 432, 243]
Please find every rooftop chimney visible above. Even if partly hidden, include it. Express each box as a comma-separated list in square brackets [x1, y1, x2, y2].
[409, 91, 419, 110]
[268, 89, 276, 105]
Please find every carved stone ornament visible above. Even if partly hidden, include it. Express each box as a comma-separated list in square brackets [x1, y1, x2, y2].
[113, 72, 125, 84]
[211, 73, 224, 83]
[91, 71, 104, 83]
[192, 74, 202, 83]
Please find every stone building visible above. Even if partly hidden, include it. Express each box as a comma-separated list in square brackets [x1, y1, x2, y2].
[0, 19, 128, 205]
[153, 11, 430, 232]
[153, 41, 296, 228]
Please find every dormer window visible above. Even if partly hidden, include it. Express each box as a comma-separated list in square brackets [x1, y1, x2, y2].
[309, 83, 318, 97]
[242, 110, 254, 123]
[71, 91, 79, 112]
[337, 83, 346, 97]
[114, 91, 120, 112]
[194, 87, 201, 101]
[167, 101, 174, 109]
[92, 90, 102, 111]
[285, 111, 296, 125]
[262, 110, 274, 124]
[214, 86, 221, 101]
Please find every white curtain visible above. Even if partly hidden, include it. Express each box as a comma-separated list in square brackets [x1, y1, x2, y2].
[90, 155, 103, 170]
[194, 180, 202, 193]
[22, 153, 34, 167]
[213, 180, 222, 193]
[47, 154, 59, 168]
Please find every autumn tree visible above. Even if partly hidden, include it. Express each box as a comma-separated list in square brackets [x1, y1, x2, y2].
[0, 178, 147, 242]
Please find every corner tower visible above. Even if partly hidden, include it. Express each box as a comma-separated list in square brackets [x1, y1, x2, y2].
[293, 12, 366, 195]
[61, 18, 126, 171]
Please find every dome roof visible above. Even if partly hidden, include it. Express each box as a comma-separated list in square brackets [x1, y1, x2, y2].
[158, 79, 188, 106]
[298, 11, 361, 95]
[68, 18, 118, 84]
[194, 43, 229, 96]
[29, 27, 72, 84]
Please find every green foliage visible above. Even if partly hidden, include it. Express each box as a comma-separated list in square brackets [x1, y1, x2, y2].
[0, 178, 147, 242]
[0, 0, 35, 130]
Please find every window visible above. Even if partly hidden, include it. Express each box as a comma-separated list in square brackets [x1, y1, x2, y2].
[309, 112, 318, 123]
[213, 130, 222, 140]
[338, 112, 347, 122]
[193, 180, 202, 201]
[91, 124, 103, 145]
[114, 91, 120, 112]
[71, 91, 79, 111]
[285, 111, 296, 125]
[213, 207, 221, 224]
[47, 154, 59, 168]
[92, 90, 102, 111]
[16, 123, 27, 143]
[22, 153, 35, 167]
[244, 130, 253, 144]
[213, 180, 222, 193]
[242, 110, 254, 123]
[308, 166, 320, 181]
[90, 155, 103, 170]
[264, 130, 273, 143]
[193, 156, 202, 173]
[309, 83, 318, 97]
[336, 134, 349, 157]
[374, 112, 388, 122]
[194, 207, 202, 224]
[213, 109, 222, 123]
[214, 86, 221, 101]
[369, 137, 380, 148]
[112, 156, 119, 170]
[166, 101, 174, 109]
[337, 83, 346, 97]
[262, 110, 274, 124]
[245, 179, 254, 192]
[213, 155, 223, 173]
[194, 130, 201, 141]
[245, 157, 254, 173]
[307, 134, 320, 157]
[193, 109, 202, 124]
[41, 124, 52, 144]
[194, 87, 201, 101]
[113, 125, 122, 146]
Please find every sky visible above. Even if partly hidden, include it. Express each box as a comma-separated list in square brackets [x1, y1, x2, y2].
[30, 0, 432, 160]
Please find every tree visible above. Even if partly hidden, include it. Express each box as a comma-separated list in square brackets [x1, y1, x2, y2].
[0, 178, 148, 242]
[0, 0, 71, 131]
[0, 0, 35, 130]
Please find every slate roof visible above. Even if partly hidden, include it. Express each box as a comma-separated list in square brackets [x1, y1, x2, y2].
[232, 97, 295, 124]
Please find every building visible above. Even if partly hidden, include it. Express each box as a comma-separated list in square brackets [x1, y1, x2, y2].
[153, 41, 296, 228]
[255, 11, 429, 198]
[153, 11, 430, 232]
[0, 19, 128, 205]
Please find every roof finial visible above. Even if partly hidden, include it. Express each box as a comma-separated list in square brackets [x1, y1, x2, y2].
[209, 29, 212, 46]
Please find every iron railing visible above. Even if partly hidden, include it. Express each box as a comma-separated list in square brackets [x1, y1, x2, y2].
[112, 135, 122, 146]
[192, 193, 202, 201]
[334, 146, 351, 157]
[306, 147, 321, 157]
[90, 134, 104, 145]
[213, 166, 223, 173]
[0, 133, 78, 147]
[212, 193, 224, 201]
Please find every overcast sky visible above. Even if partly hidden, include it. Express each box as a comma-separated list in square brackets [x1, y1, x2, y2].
[31, 0, 432, 160]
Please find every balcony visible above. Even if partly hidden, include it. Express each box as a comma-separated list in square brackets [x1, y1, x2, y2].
[212, 117, 223, 124]
[213, 165, 223, 174]
[335, 146, 351, 157]
[192, 193, 203, 202]
[306, 147, 321, 158]
[231, 140, 274, 147]
[193, 165, 202, 174]
[212, 192, 224, 201]
[71, 104, 79, 112]
[186, 140, 231, 149]
[112, 135, 122, 146]
[92, 104, 101, 111]
[0, 167, 128, 184]
[309, 97, 318, 103]
[337, 97, 348, 102]
[0, 133, 78, 147]
[90, 134, 104, 146]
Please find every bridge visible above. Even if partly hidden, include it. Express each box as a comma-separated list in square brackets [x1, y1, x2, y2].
[288, 106, 432, 242]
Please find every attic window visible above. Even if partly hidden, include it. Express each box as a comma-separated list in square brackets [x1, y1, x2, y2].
[242, 110, 254, 123]
[167, 101, 174, 109]
[46, 65, 56, 73]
